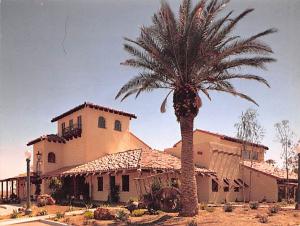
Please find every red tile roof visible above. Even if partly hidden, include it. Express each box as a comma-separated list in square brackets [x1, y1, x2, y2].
[61, 149, 215, 176]
[242, 160, 297, 180]
[27, 134, 66, 146]
[51, 102, 137, 122]
[173, 129, 269, 150]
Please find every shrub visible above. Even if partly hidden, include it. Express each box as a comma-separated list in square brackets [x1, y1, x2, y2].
[205, 206, 215, 213]
[36, 209, 48, 216]
[293, 213, 299, 217]
[223, 203, 234, 212]
[186, 219, 198, 226]
[10, 210, 20, 219]
[131, 209, 146, 217]
[115, 210, 129, 222]
[199, 203, 207, 210]
[94, 207, 115, 220]
[146, 208, 159, 215]
[249, 201, 259, 209]
[268, 204, 280, 214]
[258, 215, 268, 224]
[83, 211, 94, 220]
[56, 211, 65, 219]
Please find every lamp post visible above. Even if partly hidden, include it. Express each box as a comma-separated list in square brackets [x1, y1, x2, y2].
[296, 144, 300, 210]
[25, 151, 32, 215]
[35, 151, 42, 196]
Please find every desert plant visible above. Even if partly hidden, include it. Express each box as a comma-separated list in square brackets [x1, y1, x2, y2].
[83, 211, 94, 220]
[268, 204, 280, 214]
[258, 215, 269, 224]
[223, 203, 234, 212]
[115, 209, 129, 222]
[10, 210, 20, 219]
[293, 213, 299, 217]
[249, 201, 259, 209]
[116, 0, 276, 217]
[199, 203, 207, 210]
[36, 209, 48, 216]
[131, 209, 146, 217]
[187, 219, 198, 226]
[56, 211, 65, 219]
[85, 202, 93, 210]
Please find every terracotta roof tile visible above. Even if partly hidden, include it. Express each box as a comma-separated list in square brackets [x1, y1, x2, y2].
[62, 149, 214, 176]
[27, 134, 66, 146]
[173, 129, 269, 150]
[243, 160, 297, 180]
[51, 102, 136, 122]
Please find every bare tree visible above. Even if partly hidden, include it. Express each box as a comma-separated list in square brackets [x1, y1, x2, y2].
[274, 120, 296, 200]
[235, 108, 265, 201]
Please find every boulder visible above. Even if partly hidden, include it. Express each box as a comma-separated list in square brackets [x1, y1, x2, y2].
[94, 207, 115, 220]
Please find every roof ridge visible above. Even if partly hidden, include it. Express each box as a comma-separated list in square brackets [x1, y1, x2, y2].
[51, 102, 137, 122]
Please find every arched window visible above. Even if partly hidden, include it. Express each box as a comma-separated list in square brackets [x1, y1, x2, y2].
[48, 152, 56, 163]
[98, 116, 106, 128]
[114, 120, 121, 131]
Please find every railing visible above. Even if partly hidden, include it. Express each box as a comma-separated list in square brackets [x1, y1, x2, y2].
[62, 123, 82, 140]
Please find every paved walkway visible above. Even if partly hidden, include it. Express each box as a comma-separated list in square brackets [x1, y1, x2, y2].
[0, 205, 22, 216]
[0, 209, 95, 226]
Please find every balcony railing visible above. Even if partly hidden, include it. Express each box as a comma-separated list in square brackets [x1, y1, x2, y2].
[62, 123, 82, 140]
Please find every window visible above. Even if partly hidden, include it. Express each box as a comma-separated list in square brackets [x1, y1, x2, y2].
[251, 151, 258, 160]
[114, 120, 122, 131]
[48, 152, 56, 163]
[212, 179, 218, 192]
[97, 177, 103, 191]
[171, 178, 179, 188]
[69, 119, 73, 129]
[122, 175, 129, 192]
[234, 187, 240, 192]
[61, 123, 65, 133]
[223, 179, 229, 192]
[242, 150, 250, 159]
[98, 116, 106, 128]
[77, 116, 82, 128]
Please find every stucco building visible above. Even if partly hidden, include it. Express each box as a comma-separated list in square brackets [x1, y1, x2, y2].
[0, 103, 297, 203]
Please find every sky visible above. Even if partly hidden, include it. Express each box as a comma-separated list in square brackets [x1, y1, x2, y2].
[0, 0, 299, 179]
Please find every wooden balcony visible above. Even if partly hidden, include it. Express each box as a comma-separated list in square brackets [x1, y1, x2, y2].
[62, 124, 82, 140]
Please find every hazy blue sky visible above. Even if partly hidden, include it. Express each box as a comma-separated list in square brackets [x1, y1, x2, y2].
[0, 0, 299, 179]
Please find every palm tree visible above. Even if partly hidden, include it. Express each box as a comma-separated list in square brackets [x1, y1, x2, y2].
[116, 0, 276, 216]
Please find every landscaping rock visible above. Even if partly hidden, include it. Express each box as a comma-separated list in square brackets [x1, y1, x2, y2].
[94, 207, 115, 220]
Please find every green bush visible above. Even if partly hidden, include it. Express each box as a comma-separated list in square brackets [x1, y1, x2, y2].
[131, 209, 146, 217]
[223, 203, 234, 212]
[83, 210, 94, 219]
[249, 201, 259, 209]
[10, 210, 20, 219]
[186, 219, 198, 226]
[56, 211, 65, 219]
[115, 209, 129, 222]
[36, 209, 48, 216]
[268, 204, 280, 214]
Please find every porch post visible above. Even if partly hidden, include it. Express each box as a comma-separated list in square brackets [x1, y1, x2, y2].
[1, 181, 3, 199]
[89, 175, 93, 200]
[73, 176, 76, 197]
[11, 180, 14, 195]
[17, 180, 20, 197]
[6, 180, 8, 199]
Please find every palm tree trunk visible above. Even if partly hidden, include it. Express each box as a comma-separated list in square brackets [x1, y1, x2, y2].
[179, 115, 199, 216]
